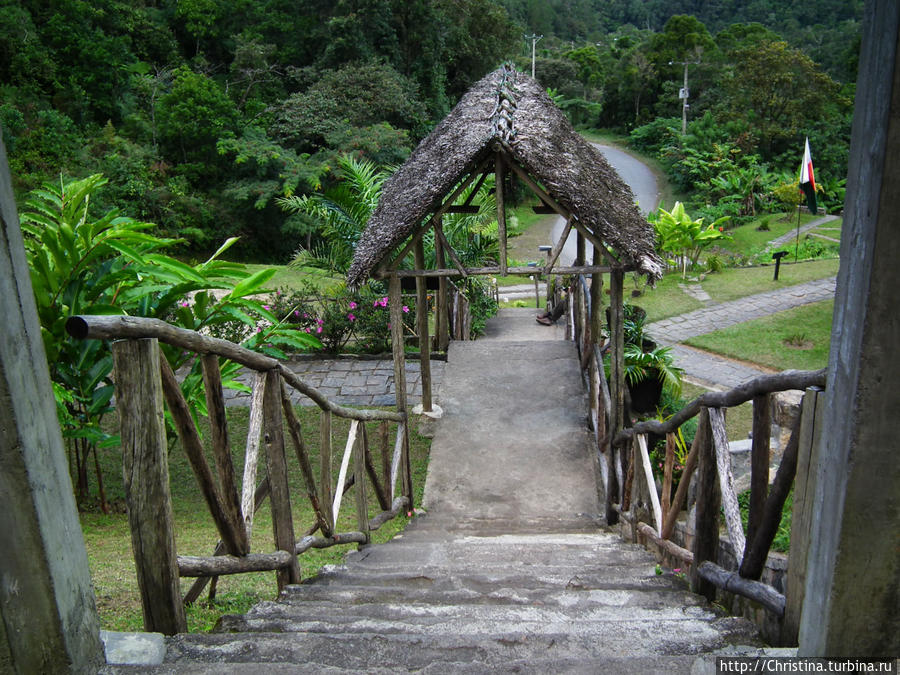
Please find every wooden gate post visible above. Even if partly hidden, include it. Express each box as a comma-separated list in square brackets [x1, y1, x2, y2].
[388, 274, 413, 505]
[112, 338, 187, 635]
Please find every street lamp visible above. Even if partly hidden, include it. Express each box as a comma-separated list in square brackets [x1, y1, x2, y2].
[669, 58, 701, 135]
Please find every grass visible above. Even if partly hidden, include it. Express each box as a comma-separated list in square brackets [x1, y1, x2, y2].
[681, 381, 754, 442]
[717, 212, 820, 257]
[81, 405, 432, 633]
[245, 263, 342, 293]
[686, 300, 833, 372]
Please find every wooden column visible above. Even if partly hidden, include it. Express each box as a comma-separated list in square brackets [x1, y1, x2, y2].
[354, 424, 370, 544]
[435, 218, 449, 352]
[495, 153, 508, 276]
[609, 267, 625, 453]
[414, 240, 433, 412]
[389, 274, 413, 505]
[112, 338, 187, 635]
[263, 370, 300, 590]
[576, 231, 585, 266]
[690, 408, 720, 601]
[0, 133, 103, 671]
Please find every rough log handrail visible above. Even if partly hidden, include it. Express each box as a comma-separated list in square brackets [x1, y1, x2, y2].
[563, 284, 823, 625]
[66, 314, 404, 423]
[613, 368, 827, 445]
[67, 313, 414, 634]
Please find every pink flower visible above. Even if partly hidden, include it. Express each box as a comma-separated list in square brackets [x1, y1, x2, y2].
[180, 301, 189, 307]
[305, 327, 311, 333]
[402, 305, 409, 313]
[263, 304, 270, 310]
[347, 313, 356, 321]
[294, 310, 300, 317]
[348, 301, 357, 310]
[303, 313, 308, 318]
[316, 326, 323, 334]
[256, 327, 262, 333]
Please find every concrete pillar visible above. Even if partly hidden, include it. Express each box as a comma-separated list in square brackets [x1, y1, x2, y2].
[0, 134, 104, 671]
[798, 0, 900, 657]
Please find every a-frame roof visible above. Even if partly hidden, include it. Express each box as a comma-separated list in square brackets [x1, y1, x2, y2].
[347, 64, 663, 286]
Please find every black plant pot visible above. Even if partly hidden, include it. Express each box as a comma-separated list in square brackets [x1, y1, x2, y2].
[628, 368, 664, 414]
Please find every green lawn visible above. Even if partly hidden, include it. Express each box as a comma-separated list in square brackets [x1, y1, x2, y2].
[685, 300, 833, 372]
[82, 405, 431, 633]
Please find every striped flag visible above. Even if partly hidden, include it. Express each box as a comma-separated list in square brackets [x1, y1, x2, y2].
[799, 137, 817, 214]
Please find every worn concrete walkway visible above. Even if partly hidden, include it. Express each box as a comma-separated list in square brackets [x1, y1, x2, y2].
[423, 307, 595, 522]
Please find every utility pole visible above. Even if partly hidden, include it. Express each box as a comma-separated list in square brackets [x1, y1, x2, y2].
[524, 33, 542, 78]
[669, 59, 700, 134]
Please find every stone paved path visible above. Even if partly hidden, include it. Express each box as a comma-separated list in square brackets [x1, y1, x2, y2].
[648, 277, 836, 388]
[223, 356, 445, 408]
[766, 214, 839, 249]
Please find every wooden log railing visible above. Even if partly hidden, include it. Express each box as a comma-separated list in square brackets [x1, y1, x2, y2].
[66, 315, 412, 636]
[564, 275, 827, 642]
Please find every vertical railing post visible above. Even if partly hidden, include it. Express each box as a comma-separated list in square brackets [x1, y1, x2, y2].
[112, 338, 186, 635]
[747, 393, 771, 552]
[319, 409, 334, 535]
[354, 424, 371, 544]
[263, 369, 299, 590]
[691, 408, 720, 601]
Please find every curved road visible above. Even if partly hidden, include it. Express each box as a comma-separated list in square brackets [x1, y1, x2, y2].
[552, 143, 660, 264]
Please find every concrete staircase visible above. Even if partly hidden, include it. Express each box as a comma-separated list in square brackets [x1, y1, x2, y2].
[136, 516, 760, 673]
[103, 309, 762, 672]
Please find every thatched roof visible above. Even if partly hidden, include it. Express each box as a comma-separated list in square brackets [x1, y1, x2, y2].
[347, 64, 663, 286]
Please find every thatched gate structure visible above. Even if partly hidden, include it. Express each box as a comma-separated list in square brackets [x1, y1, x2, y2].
[347, 64, 663, 519]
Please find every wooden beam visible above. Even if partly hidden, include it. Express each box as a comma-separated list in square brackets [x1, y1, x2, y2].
[434, 225, 468, 278]
[690, 409, 719, 601]
[332, 420, 359, 525]
[263, 370, 300, 589]
[112, 339, 186, 635]
[434, 219, 449, 352]
[747, 394, 771, 552]
[281, 381, 331, 537]
[504, 158, 570, 219]
[391, 265, 614, 278]
[709, 406, 747, 559]
[240, 371, 266, 541]
[445, 205, 481, 214]
[178, 552, 292, 577]
[542, 215, 573, 275]
[159, 358, 246, 557]
[698, 562, 785, 617]
[495, 153, 508, 276]
[319, 410, 334, 534]
[636, 434, 663, 535]
[415, 239, 433, 411]
[201, 353, 248, 555]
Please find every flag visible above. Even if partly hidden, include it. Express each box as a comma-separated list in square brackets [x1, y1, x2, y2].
[799, 137, 817, 214]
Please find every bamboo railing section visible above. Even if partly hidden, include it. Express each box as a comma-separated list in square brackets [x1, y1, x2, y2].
[564, 273, 828, 643]
[66, 315, 413, 636]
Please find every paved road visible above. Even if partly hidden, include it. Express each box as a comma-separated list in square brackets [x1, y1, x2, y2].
[552, 143, 659, 265]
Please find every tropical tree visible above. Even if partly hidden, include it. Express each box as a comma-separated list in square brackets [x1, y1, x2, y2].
[278, 155, 391, 274]
[649, 201, 730, 277]
[20, 173, 319, 509]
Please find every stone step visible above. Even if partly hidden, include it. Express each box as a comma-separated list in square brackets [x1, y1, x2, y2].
[341, 540, 656, 569]
[274, 580, 705, 610]
[159, 622, 760, 667]
[220, 595, 719, 636]
[302, 564, 682, 594]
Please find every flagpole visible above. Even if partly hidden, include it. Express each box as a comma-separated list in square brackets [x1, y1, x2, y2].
[796, 205, 801, 262]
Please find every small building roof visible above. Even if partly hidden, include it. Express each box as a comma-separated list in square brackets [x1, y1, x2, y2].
[347, 64, 662, 286]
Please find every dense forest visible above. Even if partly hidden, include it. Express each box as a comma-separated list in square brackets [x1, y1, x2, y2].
[1, 0, 860, 261]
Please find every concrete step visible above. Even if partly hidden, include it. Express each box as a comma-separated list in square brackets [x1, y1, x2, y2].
[159, 621, 761, 667]
[275, 579, 705, 610]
